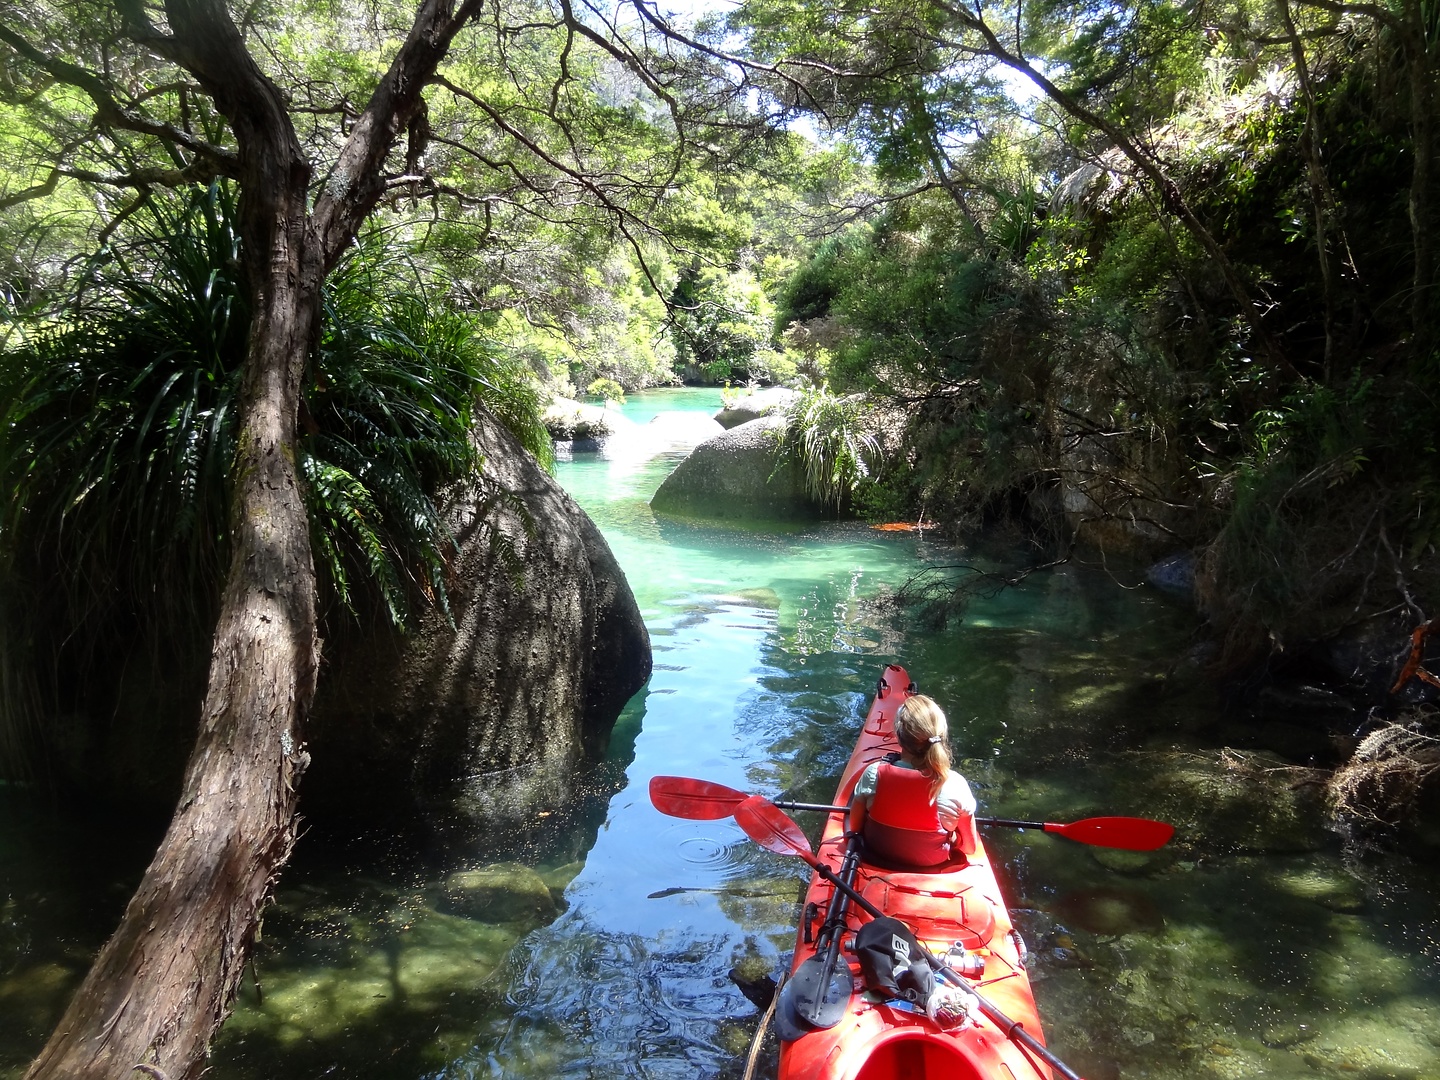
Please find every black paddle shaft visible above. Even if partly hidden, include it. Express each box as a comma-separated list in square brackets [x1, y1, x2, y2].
[802, 855, 1086, 1080]
[795, 837, 862, 1028]
[815, 838, 860, 952]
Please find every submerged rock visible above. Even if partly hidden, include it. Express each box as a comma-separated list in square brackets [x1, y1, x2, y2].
[1051, 886, 1167, 936]
[1146, 551, 1197, 600]
[1122, 748, 1332, 855]
[437, 862, 558, 924]
[1270, 861, 1367, 913]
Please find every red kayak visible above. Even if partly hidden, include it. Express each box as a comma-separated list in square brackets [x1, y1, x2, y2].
[774, 663, 1058, 1080]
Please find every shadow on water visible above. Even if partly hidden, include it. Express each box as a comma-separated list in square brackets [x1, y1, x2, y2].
[0, 795, 165, 1076]
[207, 707, 651, 1080]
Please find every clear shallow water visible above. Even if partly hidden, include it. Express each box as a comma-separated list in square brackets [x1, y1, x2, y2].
[4, 388, 1440, 1080]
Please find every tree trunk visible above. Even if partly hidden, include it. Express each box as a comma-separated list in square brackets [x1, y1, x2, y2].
[25, 3, 323, 1078]
[1277, 0, 1343, 375]
[24, 228, 322, 1080]
[24, 156, 323, 1080]
[24, 0, 482, 1074]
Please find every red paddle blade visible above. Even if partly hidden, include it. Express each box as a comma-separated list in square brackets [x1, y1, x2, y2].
[648, 776, 747, 820]
[1048, 816, 1175, 851]
[735, 796, 819, 864]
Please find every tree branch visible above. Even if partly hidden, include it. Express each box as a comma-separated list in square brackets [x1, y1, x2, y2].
[311, 0, 487, 266]
[0, 23, 238, 174]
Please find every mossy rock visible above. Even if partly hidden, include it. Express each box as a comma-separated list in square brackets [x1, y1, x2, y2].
[437, 862, 559, 923]
[650, 416, 819, 522]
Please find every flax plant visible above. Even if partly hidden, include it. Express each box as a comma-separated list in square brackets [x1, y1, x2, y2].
[0, 184, 550, 755]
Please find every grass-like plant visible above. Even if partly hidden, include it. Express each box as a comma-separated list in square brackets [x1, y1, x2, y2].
[779, 382, 879, 511]
[0, 183, 550, 756]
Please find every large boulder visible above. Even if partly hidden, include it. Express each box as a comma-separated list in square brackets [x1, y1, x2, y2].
[714, 386, 799, 429]
[649, 415, 821, 522]
[304, 405, 652, 828]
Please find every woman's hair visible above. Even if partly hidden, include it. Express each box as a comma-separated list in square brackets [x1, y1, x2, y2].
[894, 695, 950, 800]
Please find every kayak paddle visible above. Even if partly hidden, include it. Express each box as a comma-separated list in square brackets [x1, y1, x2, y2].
[790, 833, 861, 1029]
[985, 814, 1174, 851]
[733, 796, 1088, 1080]
[648, 775, 1175, 851]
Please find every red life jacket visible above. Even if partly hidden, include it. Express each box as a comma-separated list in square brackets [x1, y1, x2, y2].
[863, 761, 952, 868]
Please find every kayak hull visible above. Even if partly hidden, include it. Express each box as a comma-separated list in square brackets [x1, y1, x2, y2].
[775, 663, 1053, 1080]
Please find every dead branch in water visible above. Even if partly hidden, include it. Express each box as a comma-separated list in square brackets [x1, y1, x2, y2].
[1329, 709, 1440, 825]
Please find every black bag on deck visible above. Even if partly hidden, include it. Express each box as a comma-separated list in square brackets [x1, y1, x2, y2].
[855, 916, 934, 1003]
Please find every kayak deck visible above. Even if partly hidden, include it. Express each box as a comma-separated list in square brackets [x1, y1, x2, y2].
[776, 664, 1053, 1080]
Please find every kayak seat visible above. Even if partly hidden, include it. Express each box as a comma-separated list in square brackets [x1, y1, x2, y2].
[852, 1032, 989, 1080]
[854, 835, 968, 874]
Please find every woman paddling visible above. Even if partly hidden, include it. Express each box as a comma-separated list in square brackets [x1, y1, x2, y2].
[848, 694, 979, 867]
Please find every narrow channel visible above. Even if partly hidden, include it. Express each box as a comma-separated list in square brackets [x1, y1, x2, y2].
[5, 388, 1439, 1080]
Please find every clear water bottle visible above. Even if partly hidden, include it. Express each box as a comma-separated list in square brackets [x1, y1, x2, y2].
[944, 941, 985, 979]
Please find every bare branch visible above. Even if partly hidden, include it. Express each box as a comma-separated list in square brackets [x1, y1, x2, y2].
[0, 156, 217, 210]
[431, 74, 674, 294]
[96, 187, 156, 246]
[0, 170, 60, 211]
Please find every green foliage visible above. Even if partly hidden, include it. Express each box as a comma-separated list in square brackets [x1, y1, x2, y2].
[772, 230, 869, 328]
[778, 383, 880, 510]
[584, 377, 625, 403]
[1033, 0, 1207, 130]
[310, 240, 550, 626]
[1201, 374, 1440, 661]
[0, 185, 247, 642]
[0, 183, 552, 696]
[669, 263, 782, 384]
[779, 197, 1039, 399]
[491, 254, 679, 395]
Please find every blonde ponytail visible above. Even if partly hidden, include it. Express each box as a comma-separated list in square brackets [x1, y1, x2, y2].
[895, 695, 951, 801]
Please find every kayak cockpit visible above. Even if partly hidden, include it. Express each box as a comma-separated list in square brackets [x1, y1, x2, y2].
[845, 1029, 996, 1080]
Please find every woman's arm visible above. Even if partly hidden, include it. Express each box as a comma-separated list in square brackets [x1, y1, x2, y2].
[848, 762, 880, 837]
[941, 773, 980, 855]
[951, 810, 979, 856]
[848, 791, 868, 837]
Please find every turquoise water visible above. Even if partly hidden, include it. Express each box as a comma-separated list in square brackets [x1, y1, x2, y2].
[5, 389, 1440, 1080]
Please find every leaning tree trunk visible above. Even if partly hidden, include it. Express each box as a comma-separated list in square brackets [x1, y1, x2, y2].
[25, 0, 480, 1074]
[25, 5, 323, 1077]
[24, 226, 322, 1080]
